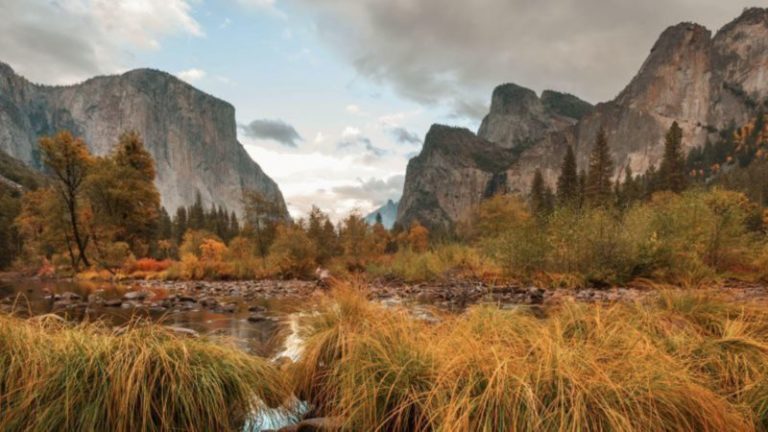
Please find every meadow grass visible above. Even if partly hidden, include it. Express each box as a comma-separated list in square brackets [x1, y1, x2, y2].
[0, 314, 291, 432]
[293, 285, 768, 431]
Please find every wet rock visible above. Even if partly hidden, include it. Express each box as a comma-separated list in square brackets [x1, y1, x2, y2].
[526, 287, 545, 304]
[121, 300, 142, 309]
[123, 291, 150, 301]
[165, 326, 199, 338]
[247, 313, 267, 323]
[59, 292, 82, 301]
[178, 295, 197, 303]
[218, 303, 236, 313]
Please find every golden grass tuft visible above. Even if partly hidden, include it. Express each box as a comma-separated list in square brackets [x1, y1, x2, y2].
[0, 314, 291, 432]
[293, 284, 768, 431]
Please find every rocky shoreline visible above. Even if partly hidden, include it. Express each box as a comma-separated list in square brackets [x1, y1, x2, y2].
[4, 275, 768, 320]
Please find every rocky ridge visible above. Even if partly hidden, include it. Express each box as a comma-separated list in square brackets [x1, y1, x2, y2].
[398, 8, 768, 229]
[0, 63, 287, 216]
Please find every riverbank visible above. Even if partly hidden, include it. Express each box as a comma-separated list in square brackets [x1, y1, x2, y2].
[4, 280, 768, 431]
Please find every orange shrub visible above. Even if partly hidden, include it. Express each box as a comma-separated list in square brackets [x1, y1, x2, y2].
[130, 258, 173, 273]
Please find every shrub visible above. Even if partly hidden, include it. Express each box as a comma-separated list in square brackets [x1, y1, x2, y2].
[268, 224, 317, 279]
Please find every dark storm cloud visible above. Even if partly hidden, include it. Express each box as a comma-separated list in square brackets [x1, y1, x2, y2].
[337, 134, 388, 157]
[293, 0, 754, 119]
[241, 119, 303, 147]
[389, 127, 422, 145]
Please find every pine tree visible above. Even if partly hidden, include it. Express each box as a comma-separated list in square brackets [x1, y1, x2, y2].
[173, 207, 188, 244]
[658, 121, 687, 193]
[643, 164, 658, 198]
[577, 169, 587, 209]
[530, 169, 553, 217]
[375, 212, 383, 226]
[585, 128, 614, 205]
[188, 191, 205, 230]
[157, 207, 173, 241]
[556, 145, 578, 206]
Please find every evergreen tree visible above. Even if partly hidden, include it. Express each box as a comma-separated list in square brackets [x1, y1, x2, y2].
[658, 121, 687, 193]
[585, 128, 614, 205]
[242, 189, 282, 260]
[556, 145, 578, 205]
[188, 191, 205, 230]
[375, 212, 383, 226]
[530, 169, 553, 217]
[173, 207, 188, 244]
[157, 207, 172, 241]
[577, 169, 587, 209]
[643, 164, 659, 198]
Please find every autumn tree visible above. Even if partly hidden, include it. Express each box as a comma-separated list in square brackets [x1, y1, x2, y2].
[405, 221, 429, 253]
[39, 131, 93, 268]
[87, 131, 160, 257]
[585, 128, 614, 206]
[658, 121, 687, 193]
[339, 212, 373, 270]
[306, 206, 338, 264]
[556, 145, 579, 206]
[269, 224, 318, 278]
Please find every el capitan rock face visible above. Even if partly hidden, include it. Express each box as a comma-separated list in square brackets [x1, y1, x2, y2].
[0, 63, 287, 216]
[398, 7, 768, 230]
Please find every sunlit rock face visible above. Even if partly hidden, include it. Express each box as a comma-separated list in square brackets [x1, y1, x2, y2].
[398, 8, 768, 230]
[0, 63, 287, 216]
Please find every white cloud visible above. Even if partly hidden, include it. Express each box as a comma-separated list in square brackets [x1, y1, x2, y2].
[341, 126, 362, 138]
[0, 0, 203, 84]
[177, 68, 207, 83]
[295, 0, 751, 117]
[314, 132, 326, 143]
[346, 104, 361, 114]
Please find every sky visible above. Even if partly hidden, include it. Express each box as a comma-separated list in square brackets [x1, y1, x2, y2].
[0, 0, 761, 220]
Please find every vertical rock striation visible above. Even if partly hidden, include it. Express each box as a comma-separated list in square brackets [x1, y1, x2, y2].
[398, 8, 768, 230]
[0, 63, 287, 216]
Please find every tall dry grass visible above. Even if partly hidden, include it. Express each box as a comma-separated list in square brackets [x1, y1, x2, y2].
[292, 285, 768, 431]
[0, 314, 291, 432]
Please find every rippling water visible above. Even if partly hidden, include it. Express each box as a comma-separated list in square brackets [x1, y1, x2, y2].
[0, 277, 308, 357]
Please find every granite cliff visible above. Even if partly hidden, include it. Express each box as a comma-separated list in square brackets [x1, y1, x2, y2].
[398, 7, 768, 230]
[0, 63, 287, 216]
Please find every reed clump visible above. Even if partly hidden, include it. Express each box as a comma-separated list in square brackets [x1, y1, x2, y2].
[0, 314, 291, 432]
[293, 286, 768, 431]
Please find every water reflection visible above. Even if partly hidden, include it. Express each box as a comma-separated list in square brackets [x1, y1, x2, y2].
[0, 278, 300, 357]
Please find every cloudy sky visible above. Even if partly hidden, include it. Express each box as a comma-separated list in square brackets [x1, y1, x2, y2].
[0, 0, 759, 219]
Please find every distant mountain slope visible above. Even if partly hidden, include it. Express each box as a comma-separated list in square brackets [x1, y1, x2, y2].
[398, 7, 768, 230]
[0, 62, 287, 216]
[0, 148, 42, 191]
[364, 199, 399, 229]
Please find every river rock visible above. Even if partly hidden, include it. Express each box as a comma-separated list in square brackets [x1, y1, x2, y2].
[165, 326, 199, 338]
[123, 291, 150, 301]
